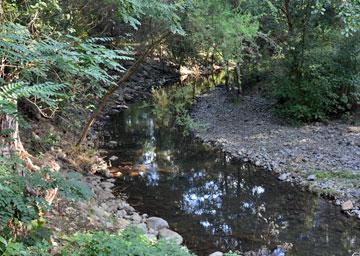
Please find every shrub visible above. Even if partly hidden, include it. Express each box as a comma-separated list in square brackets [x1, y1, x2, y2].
[0, 156, 92, 238]
[273, 32, 360, 122]
[60, 227, 194, 256]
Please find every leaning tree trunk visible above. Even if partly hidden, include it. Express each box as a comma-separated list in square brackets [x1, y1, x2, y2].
[76, 32, 170, 147]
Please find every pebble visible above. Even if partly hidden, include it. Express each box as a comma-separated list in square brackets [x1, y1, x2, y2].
[108, 141, 118, 148]
[307, 175, 316, 181]
[278, 173, 289, 181]
[341, 200, 354, 211]
[109, 156, 119, 161]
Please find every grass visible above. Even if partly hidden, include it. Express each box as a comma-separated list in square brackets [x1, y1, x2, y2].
[312, 170, 360, 180]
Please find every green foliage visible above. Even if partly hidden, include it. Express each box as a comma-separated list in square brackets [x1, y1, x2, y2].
[29, 132, 59, 155]
[187, 0, 259, 63]
[3, 0, 65, 35]
[60, 227, 193, 256]
[339, 0, 360, 36]
[0, 235, 53, 256]
[273, 31, 360, 122]
[0, 22, 131, 119]
[0, 227, 196, 256]
[0, 156, 92, 234]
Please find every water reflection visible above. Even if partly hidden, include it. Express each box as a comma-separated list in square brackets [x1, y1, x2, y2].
[103, 79, 360, 256]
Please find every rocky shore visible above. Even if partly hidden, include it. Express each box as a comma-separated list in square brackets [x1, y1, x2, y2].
[46, 161, 185, 247]
[191, 87, 360, 217]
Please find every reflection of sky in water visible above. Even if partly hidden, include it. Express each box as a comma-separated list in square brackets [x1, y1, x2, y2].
[252, 186, 265, 196]
[182, 179, 222, 215]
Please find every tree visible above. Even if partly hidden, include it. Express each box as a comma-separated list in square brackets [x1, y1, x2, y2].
[188, 0, 259, 92]
[75, 0, 185, 147]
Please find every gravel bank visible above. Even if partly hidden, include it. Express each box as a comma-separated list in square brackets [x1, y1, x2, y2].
[191, 87, 360, 215]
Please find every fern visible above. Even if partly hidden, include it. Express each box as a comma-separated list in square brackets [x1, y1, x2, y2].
[0, 23, 133, 118]
[0, 156, 93, 233]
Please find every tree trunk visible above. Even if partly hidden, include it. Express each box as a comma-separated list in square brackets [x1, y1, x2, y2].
[225, 60, 230, 90]
[0, 113, 24, 157]
[76, 32, 170, 147]
[235, 62, 242, 95]
[0, 0, 4, 20]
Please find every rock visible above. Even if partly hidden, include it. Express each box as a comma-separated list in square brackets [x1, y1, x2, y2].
[307, 175, 316, 181]
[352, 209, 360, 219]
[109, 156, 119, 161]
[106, 222, 114, 229]
[144, 233, 157, 241]
[347, 127, 360, 133]
[108, 141, 118, 148]
[118, 218, 131, 228]
[147, 217, 169, 231]
[131, 212, 142, 223]
[341, 200, 354, 211]
[100, 169, 112, 178]
[116, 210, 127, 218]
[158, 228, 183, 245]
[97, 190, 115, 201]
[209, 252, 223, 256]
[101, 181, 115, 190]
[278, 173, 289, 181]
[123, 205, 135, 213]
[116, 104, 129, 109]
[92, 206, 110, 218]
[134, 223, 147, 233]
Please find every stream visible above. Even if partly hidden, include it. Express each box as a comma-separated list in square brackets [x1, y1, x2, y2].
[102, 76, 360, 256]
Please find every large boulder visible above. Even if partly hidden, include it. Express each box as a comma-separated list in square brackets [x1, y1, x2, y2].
[146, 217, 169, 231]
[158, 228, 183, 245]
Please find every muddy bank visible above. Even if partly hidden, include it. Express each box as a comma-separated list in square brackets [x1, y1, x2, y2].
[191, 87, 360, 216]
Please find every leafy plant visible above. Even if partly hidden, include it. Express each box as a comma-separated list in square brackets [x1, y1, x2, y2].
[0, 156, 92, 237]
[60, 227, 194, 256]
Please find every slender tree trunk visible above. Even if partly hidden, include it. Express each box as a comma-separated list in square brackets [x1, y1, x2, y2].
[225, 60, 230, 90]
[0, 113, 23, 157]
[0, 0, 4, 20]
[76, 33, 170, 147]
[235, 62, 242, 95]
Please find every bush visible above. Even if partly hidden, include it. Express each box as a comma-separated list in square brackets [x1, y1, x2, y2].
[1, 227, 195, 256]
[273, 32, 360, 122]
[0, 156, 92, 238]
[60, 227, 194, 256]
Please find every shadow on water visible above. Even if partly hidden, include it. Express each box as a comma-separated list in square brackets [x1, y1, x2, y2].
[102, 75, 360, 256]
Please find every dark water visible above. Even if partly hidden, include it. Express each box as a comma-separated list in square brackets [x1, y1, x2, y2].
[102, 79, 360, 256]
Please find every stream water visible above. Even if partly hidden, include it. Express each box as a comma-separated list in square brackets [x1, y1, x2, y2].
[102, 77, 360, 256]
